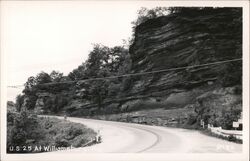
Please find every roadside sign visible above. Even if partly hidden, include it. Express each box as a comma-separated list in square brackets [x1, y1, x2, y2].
[232, 121, 239, 128]
[200, 119, 203, 125]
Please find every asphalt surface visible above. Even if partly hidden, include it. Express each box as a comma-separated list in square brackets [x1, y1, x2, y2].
[48, 116, 242, 153]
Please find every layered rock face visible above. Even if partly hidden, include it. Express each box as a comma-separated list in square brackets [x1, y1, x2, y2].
[106, 8, 242, 128]
[128, 8, 242, 100]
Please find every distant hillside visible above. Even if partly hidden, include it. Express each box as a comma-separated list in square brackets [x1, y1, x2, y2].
[16, 7, 242, 130]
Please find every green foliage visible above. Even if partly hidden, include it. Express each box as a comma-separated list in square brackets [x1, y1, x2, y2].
[36, 71, 52, 84]
[50, 70, 63, 82]
[20, 70, 66, 111]
[25, 95, 38, 110]
[68, 63, 87, 80]
[131, 7, 169, 28]
[55, 137, 70, 147]
[23, 71, 64, 92]
[65, 126, 83, 140]
[218, 108, 241, 130]
[7, 111, 45, 153]
[121, 77, 132, 91]
[43, 95, 69, 113]
[23, 76, 37, 95]
[7, 113, 97, 153]
[15, 95, 24, 112]
[88, 80, 109, 109]
[167, 7, 206, 14]
[186, 113, 197, 125]
[23, 71, 52, 94]
[190, 88, 242, 130]
[67, 44, 131, 110]
[85, 44, 129, 77]
[227, 134, 237, 142]
[7, 101, 16, 112]
[40, 117, 97, 148]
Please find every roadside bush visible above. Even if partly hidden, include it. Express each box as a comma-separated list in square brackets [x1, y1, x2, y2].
[55, 136, 70, 147]
[24, 95, 38, 110]
[15, 94, 24, 112]
[228, 134, 237, 142]
[7, 112, 97, 153]
[64, 126, 83, 140]
[7, 112, 16, 126]
[43, 119, 53, 129]
[186, 113, 197, 125]
[72, 135, 90, 147]
[9, 128, 27, 145]
[7, 111, 45, 153]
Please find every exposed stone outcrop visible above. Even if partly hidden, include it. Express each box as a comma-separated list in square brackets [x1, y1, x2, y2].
[128, 8, 242, 101]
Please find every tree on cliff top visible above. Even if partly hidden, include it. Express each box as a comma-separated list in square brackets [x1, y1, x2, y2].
[131, 7, 169, 30]
[21, 71, 53, 110]
[50, 70, 63, 82]
[36, 71, 52, 84]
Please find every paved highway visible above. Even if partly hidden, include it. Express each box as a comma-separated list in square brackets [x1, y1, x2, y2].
[48, 116, 242, 153]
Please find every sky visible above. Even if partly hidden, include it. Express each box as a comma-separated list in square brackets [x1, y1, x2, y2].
[1, 1, 172, 101]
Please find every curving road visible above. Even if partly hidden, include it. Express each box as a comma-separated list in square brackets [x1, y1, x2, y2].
[49, 116, 242, 153]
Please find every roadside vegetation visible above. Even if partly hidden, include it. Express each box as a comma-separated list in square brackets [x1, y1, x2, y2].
[7, 110, 97, 153]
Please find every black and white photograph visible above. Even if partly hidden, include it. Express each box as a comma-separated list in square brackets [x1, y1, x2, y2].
[0, 1, 249, 161]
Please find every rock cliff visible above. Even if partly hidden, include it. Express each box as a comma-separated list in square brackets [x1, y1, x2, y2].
[128, 7, 241, 98]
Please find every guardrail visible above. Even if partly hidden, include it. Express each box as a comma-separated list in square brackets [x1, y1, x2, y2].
[208, 126, 242, 140]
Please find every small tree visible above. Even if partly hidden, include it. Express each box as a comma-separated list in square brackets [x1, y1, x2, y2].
[15, 94, 24, 112]
[131, 7, 169, 29]
[36, 71, 52, 84]
[23, 76, 37, 94]
[68, 63, 87, 80]
[50, 70, 63, 82]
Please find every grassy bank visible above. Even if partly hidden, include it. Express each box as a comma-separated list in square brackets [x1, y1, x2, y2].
[7, 111, 97, 153]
